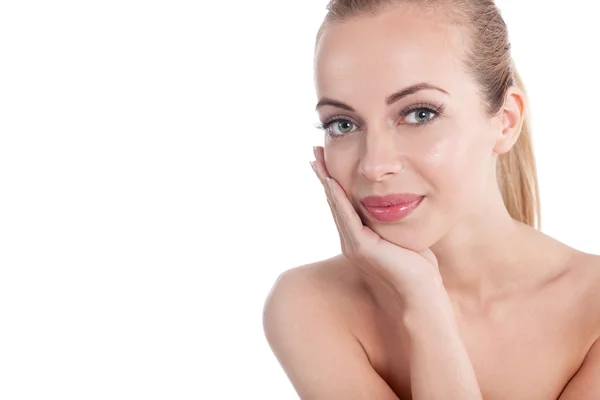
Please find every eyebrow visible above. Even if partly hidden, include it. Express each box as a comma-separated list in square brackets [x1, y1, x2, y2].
[315, 82, 449, 111]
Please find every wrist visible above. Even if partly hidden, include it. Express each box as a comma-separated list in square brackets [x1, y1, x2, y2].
[391, 266, 447, 302]
[398, 275, 451, 311]
[401, 289, 457, 333]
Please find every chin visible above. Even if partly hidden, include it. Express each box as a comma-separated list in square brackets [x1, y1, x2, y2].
[370, 222, 439, 254]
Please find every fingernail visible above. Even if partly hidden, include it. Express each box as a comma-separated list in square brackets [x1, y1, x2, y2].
[313, 146, 318, 159]
[310, 161, 316, 173]
[325, 177, 332, 191]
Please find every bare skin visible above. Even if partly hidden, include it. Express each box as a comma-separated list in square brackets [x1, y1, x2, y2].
[263, 5, 600, 399]
[267, 245, 600, 399]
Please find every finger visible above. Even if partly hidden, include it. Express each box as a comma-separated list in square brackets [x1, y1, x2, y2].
[326, 194, 350, 254]
[323, 176, 354, 255]
[310, 157, 328, 189]
[313, 146, 332, 179]
[327, 177, 364, 235]
[311, 147, 359, 254]
[310, 160, 325, 186]
[326, 177, 364, 252]
[310, 159, 353, 254]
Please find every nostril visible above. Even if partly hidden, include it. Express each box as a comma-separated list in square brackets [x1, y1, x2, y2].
[359, 159, 405, 182]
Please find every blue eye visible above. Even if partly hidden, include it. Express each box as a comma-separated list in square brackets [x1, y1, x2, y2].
[399, 102, 445, 126]
[317, 119, 359, 137]
[405, 109, 436, 124]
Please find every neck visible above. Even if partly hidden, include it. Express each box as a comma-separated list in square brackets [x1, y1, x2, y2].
[430, 186, 535, 304]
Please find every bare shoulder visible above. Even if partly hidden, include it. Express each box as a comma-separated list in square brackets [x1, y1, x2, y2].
[577, 251, 600, 301]
[559, 250, 600, 340]
[262, 255, 399, 399]
[553, 251, 600, 398]
[565, 250, 600, 303]
[262, 254, 370, 339]
[533, 231, 600, 310]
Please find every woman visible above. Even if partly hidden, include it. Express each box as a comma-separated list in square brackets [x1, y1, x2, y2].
[263, 0, 600, 398]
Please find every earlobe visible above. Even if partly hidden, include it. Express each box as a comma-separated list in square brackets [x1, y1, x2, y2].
[493, 87, 526, 155]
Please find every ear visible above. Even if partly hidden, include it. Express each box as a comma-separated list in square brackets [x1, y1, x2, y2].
[493, 86, 526, 155]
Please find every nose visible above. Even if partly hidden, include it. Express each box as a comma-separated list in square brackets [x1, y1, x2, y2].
[358, 127, 404, 182]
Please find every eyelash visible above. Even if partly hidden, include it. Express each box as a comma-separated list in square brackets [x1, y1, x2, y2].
[315, 101, 445, 139]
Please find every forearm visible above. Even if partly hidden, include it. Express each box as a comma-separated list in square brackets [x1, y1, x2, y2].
[402, 291, 482, 400]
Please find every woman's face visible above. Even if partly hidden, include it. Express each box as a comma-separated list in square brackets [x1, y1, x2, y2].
[314, 7, 505, 252]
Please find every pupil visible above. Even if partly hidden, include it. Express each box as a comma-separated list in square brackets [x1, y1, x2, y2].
[340, 122, 351, 132]
[418, 111, 428, 120]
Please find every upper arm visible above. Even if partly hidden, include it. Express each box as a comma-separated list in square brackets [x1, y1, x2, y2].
[262, 267, 399, 400]
[558, 336, 600, 399]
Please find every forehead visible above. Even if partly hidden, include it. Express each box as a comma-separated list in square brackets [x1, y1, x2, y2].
[314, 7, 468, 100]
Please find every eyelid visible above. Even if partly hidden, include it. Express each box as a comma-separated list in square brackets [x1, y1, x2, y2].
[399, 101, 445, 117]
[319, 101, 444, 123]
[321, 114, 361, 127]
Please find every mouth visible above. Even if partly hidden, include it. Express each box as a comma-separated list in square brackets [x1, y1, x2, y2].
[360, 194, 425, 223]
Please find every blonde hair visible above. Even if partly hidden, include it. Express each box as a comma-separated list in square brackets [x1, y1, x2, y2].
[316, 0, 541, 229]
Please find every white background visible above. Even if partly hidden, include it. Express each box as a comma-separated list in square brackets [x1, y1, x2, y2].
[0, 1, 598, 399]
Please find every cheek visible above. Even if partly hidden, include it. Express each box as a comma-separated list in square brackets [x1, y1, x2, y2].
[420, 128, 492, 198]
[324, 144, 357, 188]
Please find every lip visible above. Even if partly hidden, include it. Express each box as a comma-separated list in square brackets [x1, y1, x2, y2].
[360, 194, 425, 223]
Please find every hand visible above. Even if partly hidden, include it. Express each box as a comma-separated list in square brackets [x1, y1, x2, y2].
[311, 146, 445, 304]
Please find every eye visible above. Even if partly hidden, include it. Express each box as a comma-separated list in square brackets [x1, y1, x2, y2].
[404, 108, 437, 124]
[320, 119, 359, 136]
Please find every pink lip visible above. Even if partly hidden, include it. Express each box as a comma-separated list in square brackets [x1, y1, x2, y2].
[360, 194, 425, 223]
